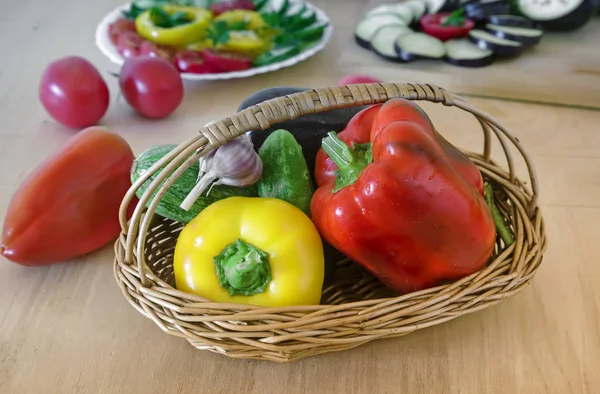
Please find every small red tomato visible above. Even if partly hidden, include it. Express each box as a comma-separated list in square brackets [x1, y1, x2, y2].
[201, 48, 252, 72]
[336, 74, 382, 86]
[109, 18, 137, 44]
[174, 50, 218, 74]
[140, 41, 175, 62]
[117, 31, 143, 58]
[119, 56, 184, 119]
[39, 56, 110, 129]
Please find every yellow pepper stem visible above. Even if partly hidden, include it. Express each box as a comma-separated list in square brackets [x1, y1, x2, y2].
[214, 239, 272, 296]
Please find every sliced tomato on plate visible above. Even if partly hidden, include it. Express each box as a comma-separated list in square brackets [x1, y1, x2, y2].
[109, 18, 137, 45]
[140, 41, 175, 62]
[117, 31, 143, 58]
[200, 48, 252, 72]
[174, 50, 220, 74]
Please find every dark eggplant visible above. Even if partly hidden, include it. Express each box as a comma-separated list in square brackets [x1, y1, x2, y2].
[444, 38, 495, 67]
[238, 86, 370, 183]
[424, 0, 462, 14]
[464, 0, 511, 20]
[354, 14, 407, 49]
[371, 25, 415, 62]
[487, 14, 538, 27]
[517, 0, 599, 31]
[485, 23, 543, 45]
[468, 29, 524, 57]
[393, 32, 446, 62]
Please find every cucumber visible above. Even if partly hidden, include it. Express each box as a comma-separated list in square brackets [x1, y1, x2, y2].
[131, 144, 258, 224]
[292, 22, 329, 42]
[257, 129, 313, 216]
[252, 43, 301, 66]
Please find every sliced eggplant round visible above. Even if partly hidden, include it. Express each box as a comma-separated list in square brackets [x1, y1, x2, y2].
[485, 23, 544, 46]
[468, 29, 523, 57]
[517, 0, 597, 31]
[444, 38, 494, 67]
[394, 32, 446, 62]
[464, 0, 511, 20]
[371, 25, 415, 62]
[404, 0, 428, 21]
[487, 14, 538, 28]
[366, 3, 414, 23]
[354, 14, 407, 49]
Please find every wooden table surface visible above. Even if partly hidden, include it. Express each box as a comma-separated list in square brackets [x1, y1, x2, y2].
[1, 0, 599, 393]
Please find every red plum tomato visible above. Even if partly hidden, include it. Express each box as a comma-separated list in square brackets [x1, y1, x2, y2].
[39, 56, 110, 129]
[118, 56, 183, 119]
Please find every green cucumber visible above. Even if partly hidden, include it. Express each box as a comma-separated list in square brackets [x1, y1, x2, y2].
[288, 11, 317, 32]
[253, 0, 269, 11]
[286, 3, 307, 21]
[292, 22, 328, 42]
[257, 129, 313, 216]
[131, 144, 258, 224]
[252, 43, 301, 66]
[277, 0, 290, 15]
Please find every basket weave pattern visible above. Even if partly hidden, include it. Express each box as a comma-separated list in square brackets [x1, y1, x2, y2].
[114, 83, 547, 362]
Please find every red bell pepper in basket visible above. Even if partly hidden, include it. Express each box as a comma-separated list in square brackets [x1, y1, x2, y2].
[310, 99, 496, 293]
[315, 99, 485, 196]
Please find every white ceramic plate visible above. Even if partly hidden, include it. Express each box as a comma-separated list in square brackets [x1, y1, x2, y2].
[95, 0, 333, 80]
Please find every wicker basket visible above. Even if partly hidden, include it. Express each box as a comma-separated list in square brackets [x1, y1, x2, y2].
[114, 83, 547, 363]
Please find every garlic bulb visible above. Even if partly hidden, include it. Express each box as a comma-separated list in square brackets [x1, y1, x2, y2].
[180, 135, 262, 211]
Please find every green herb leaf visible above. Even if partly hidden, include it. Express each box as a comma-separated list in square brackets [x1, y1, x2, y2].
[442, 8, 466, 27]
[206, 20, 230, 46]
[229, 20, 249, 31]
[122, 3, 147, 20]
[147, 6, 194, 28]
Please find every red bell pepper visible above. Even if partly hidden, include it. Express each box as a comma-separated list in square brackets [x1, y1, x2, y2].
[1, 127, 136, 266]
[310, 99, 496, 293]
[315, 100, 484, 196]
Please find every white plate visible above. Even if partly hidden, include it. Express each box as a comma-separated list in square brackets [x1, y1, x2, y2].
[95, 0, 333, 80]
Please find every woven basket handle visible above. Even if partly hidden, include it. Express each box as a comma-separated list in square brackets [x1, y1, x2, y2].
[121, 82, 539, 287]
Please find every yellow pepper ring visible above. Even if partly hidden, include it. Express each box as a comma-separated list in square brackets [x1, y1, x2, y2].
[135, 5, 212, 47]
[173, 197, 325, 307]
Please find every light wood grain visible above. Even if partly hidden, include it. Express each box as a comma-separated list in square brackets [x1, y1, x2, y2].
[1, 0, 599, 393]
[339, 0, 600, 109]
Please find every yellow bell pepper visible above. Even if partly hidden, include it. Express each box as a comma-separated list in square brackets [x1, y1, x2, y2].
[217, 30, 268, 56]
[214, 10, 267, 30]
[135, 5, 212, 47]
[173, 197, 325, 307]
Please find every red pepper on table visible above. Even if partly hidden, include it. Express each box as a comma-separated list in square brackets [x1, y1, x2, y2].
[0, 127, 136, 266]
[420, 10, 475, 42]
[315, 100, 484, 196]
[310, 98, 496, 293]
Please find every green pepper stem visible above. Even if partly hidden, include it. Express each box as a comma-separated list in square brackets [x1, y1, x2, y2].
[321, 131, 373, 192]
[484, 183, 515, 246]
[214, 239, 272, 296]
